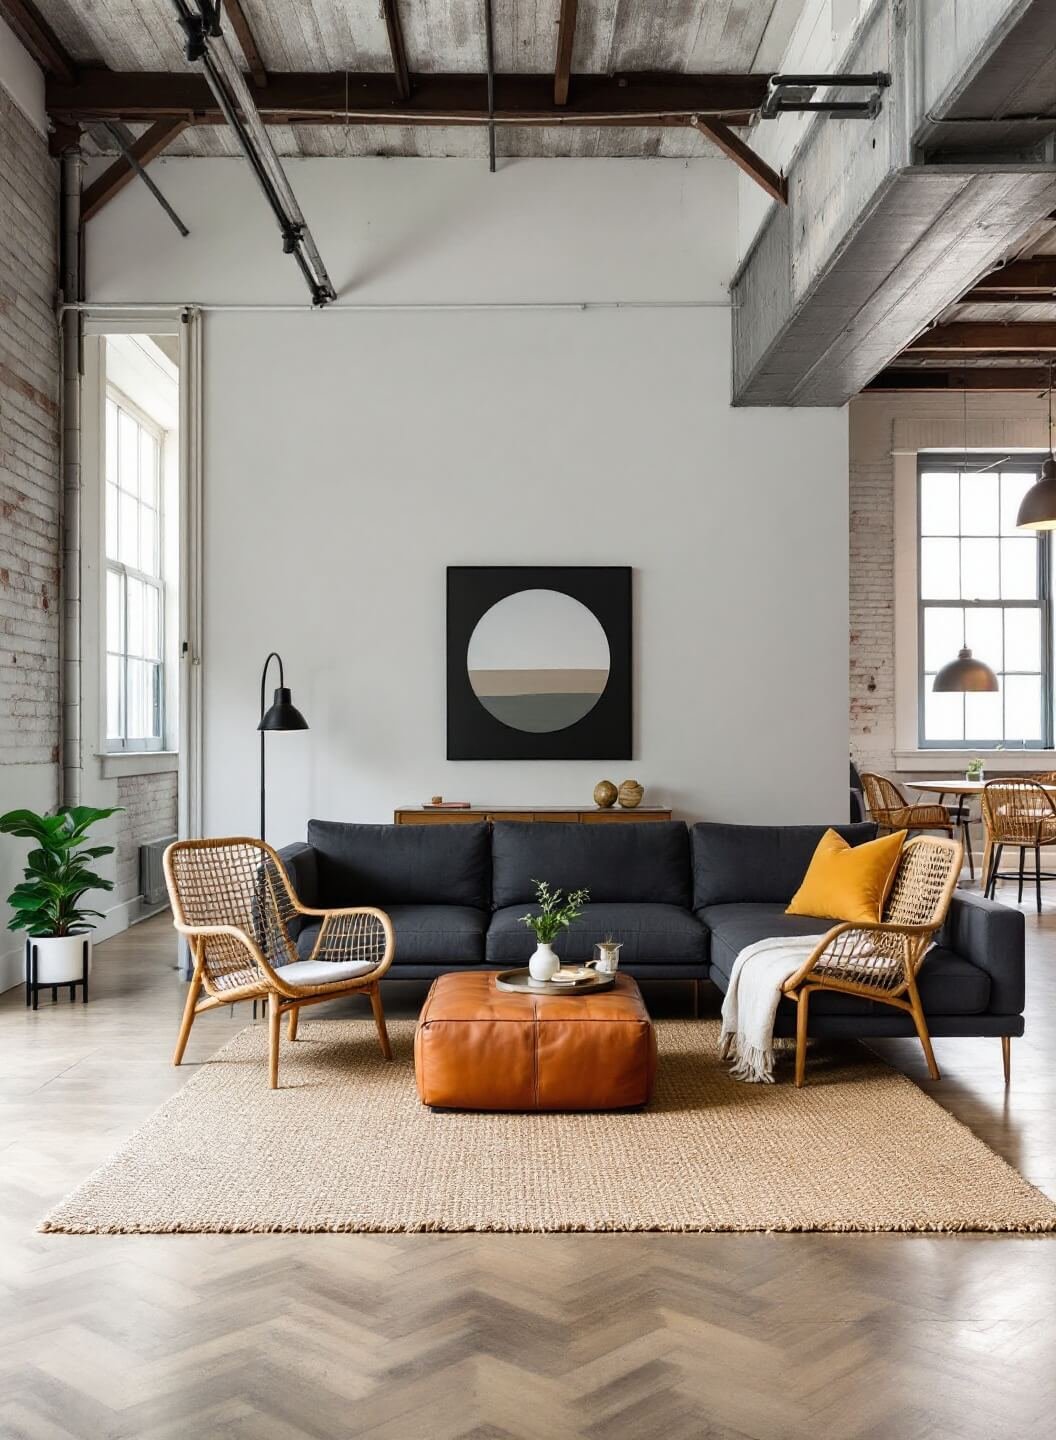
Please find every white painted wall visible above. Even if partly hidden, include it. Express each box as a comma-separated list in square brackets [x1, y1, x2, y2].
[85, 157, 848, 838]
[0, 15, 46, 134]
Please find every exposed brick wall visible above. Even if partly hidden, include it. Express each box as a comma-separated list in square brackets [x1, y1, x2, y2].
[0, 87, 59, 772]
[115, 772, 178, 906]
[849, 393, 1050, 777]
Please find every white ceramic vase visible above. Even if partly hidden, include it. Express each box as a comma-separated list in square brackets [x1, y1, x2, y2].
[529, 942, 560, 982]
[28, 934, 93, 985]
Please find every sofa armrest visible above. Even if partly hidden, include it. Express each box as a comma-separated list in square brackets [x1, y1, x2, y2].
[277, 841, 319, 912]
[938, 892, 1024, 1016]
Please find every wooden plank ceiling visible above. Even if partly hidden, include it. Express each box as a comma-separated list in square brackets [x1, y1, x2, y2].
[868, 228, 1056, 394]
[26, 0, 804, 159]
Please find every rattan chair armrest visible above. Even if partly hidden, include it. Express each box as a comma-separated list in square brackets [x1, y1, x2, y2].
[783, 919, 932, 991]
[172, 920, 284, 988]
[303, 906, 396, 980]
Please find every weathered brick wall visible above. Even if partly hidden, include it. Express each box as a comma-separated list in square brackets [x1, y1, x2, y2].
[115, 772, 178, 906]
[0, 87, 59, 774]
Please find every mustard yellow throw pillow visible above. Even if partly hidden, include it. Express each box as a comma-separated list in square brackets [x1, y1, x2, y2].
[786, 828, 906, 925]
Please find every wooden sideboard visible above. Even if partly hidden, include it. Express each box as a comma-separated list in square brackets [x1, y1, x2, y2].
[394, 805, 672, 825]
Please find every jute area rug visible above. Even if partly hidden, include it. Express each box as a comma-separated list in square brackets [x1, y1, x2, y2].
[41, 1019, 1056, 1235]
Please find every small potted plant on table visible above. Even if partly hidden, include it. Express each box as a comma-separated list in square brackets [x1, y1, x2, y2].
[966, 757, 985, 783]
[1, 805, 120, 1007]
[520, 878, 590, 982]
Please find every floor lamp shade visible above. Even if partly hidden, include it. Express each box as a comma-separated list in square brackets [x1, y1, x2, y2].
[932, 648, 999, 693]
[258, 653, 309, 841]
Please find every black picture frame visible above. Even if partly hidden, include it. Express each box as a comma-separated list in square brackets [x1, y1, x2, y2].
[447, 565, 632, 760]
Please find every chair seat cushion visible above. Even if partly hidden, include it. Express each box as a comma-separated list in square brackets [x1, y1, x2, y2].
[297, 905, 488, 966]
[486, 902, 707, 966]
[701, 903, 991, 1016]
[273, 958, 377, 987]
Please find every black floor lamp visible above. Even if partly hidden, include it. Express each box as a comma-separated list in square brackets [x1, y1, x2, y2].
[258, 652, 309, 842]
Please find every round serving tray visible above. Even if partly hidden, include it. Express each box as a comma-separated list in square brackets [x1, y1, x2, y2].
[495, 968, 616, 995]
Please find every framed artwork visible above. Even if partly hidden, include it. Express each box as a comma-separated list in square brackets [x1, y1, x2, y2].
[446, 566, 632, 760]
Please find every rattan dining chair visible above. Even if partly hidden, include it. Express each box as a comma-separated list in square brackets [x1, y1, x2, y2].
[781, 835, 963, 1087]
[860, 773, 956, 840]
[164, 837, 395, 1088]
[980, 780, 1056, 914]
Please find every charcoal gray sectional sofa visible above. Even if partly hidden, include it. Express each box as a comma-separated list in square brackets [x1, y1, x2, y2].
[279, 817, 1025, 1044]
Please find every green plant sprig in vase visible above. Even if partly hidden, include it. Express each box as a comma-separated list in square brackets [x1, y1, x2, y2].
[1, 805, 121, 999]
[519, 878, 589, 982]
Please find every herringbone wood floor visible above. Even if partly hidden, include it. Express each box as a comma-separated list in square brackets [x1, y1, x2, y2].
[2, 902, 1055, 1440]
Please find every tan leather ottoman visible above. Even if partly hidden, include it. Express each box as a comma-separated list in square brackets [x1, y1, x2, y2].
[414, 971, 656, 1111]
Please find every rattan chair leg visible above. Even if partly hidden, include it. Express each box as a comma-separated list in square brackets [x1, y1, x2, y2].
[1002, 1035, 1011, 1086]
[961, 817, 975, 880]
[794, 990, 810, 1088]
[268, 999, 281, 1089]
[986, 843, 1004, 899]
[369, 983, 393, 1061]
[1018, 847, 1026, 903]
[905, 974, 940, 1080]
[287, 1006, 300, 1042]
[172, 966, 203, 1067]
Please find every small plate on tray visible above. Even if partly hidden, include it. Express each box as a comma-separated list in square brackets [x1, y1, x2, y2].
[495, 967, 616, 994]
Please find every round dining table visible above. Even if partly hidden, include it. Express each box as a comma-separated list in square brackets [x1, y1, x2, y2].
[910, 777, 1056, 891]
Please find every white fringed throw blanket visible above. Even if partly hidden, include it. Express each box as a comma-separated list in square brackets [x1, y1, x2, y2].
[719, 934, 825, 1083]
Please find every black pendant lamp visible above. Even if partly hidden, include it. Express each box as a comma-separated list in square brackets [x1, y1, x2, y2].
[257, 651, 309, 841]
[933, 647, 998, 693]
[1017, 360, 1056, 530]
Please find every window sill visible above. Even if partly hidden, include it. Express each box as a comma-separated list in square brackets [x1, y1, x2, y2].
[98, 750, 178, 779]
[893, 749, 1054, 775]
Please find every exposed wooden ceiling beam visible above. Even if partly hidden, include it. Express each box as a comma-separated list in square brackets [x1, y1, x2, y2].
[554, 0, 578, 106]
[908, 322, 1056, 353]
[223, 0, 268, 88]
[964, 258, 1056, 299]
[81, 119, 187, 222]
[45, 69, 768, 128]
[690, 116, 786, 205]
[380, 0, 411, 101]
[0, 0, 76, 84]
[867, 366, 1052, 393]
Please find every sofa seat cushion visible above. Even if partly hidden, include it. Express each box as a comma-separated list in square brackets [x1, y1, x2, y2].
[701, 903, 990, 1016]
[486, 902, 707, 966]
[297, 905, 487, 966]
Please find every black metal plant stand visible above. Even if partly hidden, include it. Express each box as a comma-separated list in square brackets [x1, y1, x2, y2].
[25, 938, 90, 1010]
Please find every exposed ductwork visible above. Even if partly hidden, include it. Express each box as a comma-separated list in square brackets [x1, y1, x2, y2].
[169, 0, 337, 305]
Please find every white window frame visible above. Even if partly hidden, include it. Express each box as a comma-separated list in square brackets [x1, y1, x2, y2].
[104, 386, 166, 753]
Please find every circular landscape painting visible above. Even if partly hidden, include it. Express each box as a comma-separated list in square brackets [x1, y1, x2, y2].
[466, 588, 611, 734]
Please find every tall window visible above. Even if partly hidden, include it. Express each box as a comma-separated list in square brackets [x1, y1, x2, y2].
[918, 455, 1052, 748]
[105, 391, 164, 750]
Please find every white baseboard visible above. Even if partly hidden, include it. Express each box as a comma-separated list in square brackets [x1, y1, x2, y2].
[0, 896, 170, 994]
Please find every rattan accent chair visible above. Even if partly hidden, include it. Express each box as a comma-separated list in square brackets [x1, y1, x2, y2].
[981, 780, 1056, 914]
[781, 835, 963, 1087]
[164, 837, 395, 1088]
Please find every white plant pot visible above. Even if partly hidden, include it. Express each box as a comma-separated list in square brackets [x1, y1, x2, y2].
[528, 942, 560, 982]
[28, 934, 92, 985]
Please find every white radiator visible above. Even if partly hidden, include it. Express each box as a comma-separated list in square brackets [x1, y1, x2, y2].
[139, 835, 176, 906]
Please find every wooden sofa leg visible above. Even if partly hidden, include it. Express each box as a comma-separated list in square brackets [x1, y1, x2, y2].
[1002, 1035, 1011, 1086]
[794, 991, 810, 1088]
[269, 999, 281, 1089]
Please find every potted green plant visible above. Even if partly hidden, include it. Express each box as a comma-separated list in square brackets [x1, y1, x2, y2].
[966, 757, 985, 783]
[519, 878, 590, 982]
[1, 805, 120, 989]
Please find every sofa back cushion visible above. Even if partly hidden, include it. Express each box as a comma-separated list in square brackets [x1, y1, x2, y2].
[491, 821, 691, 908]
[307, 820, 491, 908]
[691, 821, 878, 908]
